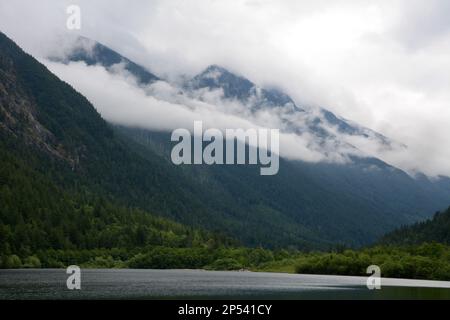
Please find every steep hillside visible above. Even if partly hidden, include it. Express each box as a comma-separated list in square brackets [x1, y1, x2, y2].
[51, 36, 159, 85]
[0, 31, 328, 249]
[0, 32, 239, 267]
[2, 30, 450, 252]
[116, 126, 450, 246]
[380, 207, 450, 245]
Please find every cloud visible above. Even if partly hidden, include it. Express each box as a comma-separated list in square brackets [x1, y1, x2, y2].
[1, 0, 450, 176]
[389, 0, 450, 50]
[44, 60, 330, 163]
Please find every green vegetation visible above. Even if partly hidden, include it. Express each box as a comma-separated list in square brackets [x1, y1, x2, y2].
[380, 207, 450, 245]
[1, 226, 292, 270]
[0, 30, 325, 250]
[0, 128, 288, 270]
[259, 208, 450, 281]
[258, 210, 450, 281]
[258, 244, 450, 281]
[2, 30, 450, 253]
[0, 31, 296, 269]
[1, 31, 450, 282]
[0, 132, 243, 268]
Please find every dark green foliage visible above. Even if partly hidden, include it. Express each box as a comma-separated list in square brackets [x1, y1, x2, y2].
[0, 128, 241, 267]
[290, 243, 450, 281]
[2, 30, 450, 252]
[2, 27, 450, 266]
[207, 258, 244, 271]
[127, 247, 212, 269]
[258, 209, 450, 280]
[116, 126, 450, 247]
[2, 31, 450, 278]
[380, 207, 450, 245]
[0, 31, 327, 249]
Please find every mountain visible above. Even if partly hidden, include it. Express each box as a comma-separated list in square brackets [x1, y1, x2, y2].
[57, 40, 398, 152]
[3, 31, 450, 253]
[0, 31, 243, 269]
[47, 36, 450, 247]
[117, 126, 450, 245]
[187, 64, 401, 152]
[50, 36, 159, 85]
[187, 64, 300, 111]
[56, 38, 402, 153]
[0, 31, 328, 250]
[380, 207, 450, 245]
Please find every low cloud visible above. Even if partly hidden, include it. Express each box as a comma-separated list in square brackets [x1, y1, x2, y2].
[2, 0, 450, 177]
[45, 60, 331, 163]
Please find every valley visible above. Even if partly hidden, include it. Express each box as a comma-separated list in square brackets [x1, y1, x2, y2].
[0, 30, 449, 281]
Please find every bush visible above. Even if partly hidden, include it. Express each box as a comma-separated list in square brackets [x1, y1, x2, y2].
[294, 244, 450, 281]
[82, 256, 124, 268]
[248, 248, 274, 266]
[207, 258, 243, 271]
[23, 255, 41, 268]
[4, 254, 22, 268]
[127, 247, 211, 269]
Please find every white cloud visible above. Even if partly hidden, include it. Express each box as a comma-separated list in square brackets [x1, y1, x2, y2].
[45, 60, 329, 163]
[1, 0, 450, 176]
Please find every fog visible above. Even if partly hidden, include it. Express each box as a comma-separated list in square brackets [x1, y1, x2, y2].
[1, 0, 450, 176]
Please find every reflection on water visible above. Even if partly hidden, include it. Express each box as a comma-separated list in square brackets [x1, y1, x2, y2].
[0, 269, 449, 300]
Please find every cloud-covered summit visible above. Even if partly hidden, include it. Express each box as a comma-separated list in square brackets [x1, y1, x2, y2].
[42, 36, 408, 172]
[187, 64, 300, 112]
[1, 0, 449, 176]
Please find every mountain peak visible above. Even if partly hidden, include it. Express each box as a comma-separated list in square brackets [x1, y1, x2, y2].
[202, 64, 229, 75]
[51, 36, 160, 85]
[190, 65, 300, 111]
[191, 65, 254, 101]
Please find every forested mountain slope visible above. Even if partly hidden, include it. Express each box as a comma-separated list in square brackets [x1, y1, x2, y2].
[0, 31, 326, 250]
[1, 30, 450, 254]
[380, 207, 450, 245]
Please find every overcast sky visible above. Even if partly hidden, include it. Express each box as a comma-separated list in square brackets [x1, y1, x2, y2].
[1, 0, 450, 177]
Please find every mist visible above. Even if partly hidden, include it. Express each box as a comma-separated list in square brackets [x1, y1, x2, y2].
[1, 0, 450, 176]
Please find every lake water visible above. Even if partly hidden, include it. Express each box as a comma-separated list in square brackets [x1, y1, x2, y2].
[1, 269, 450, 300]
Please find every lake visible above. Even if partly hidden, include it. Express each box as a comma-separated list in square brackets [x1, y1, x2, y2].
[1, 269, 450, 299]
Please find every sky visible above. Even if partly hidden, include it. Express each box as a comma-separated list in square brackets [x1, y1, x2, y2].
[1, 0, 450, 177]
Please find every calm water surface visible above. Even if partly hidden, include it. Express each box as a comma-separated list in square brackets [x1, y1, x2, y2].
[1, 269, 450, 299]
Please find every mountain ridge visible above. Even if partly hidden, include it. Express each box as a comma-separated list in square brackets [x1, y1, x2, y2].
[57, 37, 410, 168]
[50, 36, 160, 85]
[44, 34, 448, 245]
[2, 31, 450, 251]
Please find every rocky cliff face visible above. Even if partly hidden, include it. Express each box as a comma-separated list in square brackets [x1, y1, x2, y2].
[0, 42, 77, 167]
